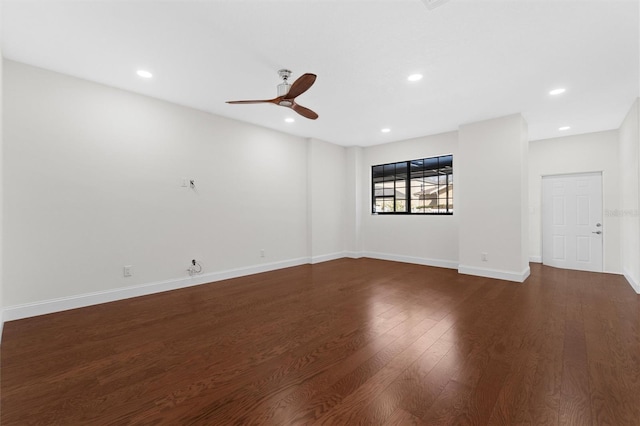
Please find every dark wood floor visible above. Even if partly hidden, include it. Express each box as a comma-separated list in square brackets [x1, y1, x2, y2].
[1, 259, 639, 425]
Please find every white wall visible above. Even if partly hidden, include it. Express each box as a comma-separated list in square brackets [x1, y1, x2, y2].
[360, 132, 459, 268]
[3, 59, 634, 322]
[0, 2, 5, 341]
[458, 114, 529, 282]
[3, 60, 352, 315]
[307, 138, 346, 262]
[529, 130, 621, 273]
[619, 99, 640, 292]
[345, 146, 363, 257]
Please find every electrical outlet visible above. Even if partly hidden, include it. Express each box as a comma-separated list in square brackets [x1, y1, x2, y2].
[481, 253, 488, 262]
[123, 265, 133, 277]
[188, 259, 202, 276]
[260, 249, 265, 258]
[181, 178, 188, 187]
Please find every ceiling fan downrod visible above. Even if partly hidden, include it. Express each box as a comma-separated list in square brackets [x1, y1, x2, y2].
[277, 69, 292, 98]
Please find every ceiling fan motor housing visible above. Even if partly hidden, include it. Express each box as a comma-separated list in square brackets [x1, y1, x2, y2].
[277, 82, 291, 97]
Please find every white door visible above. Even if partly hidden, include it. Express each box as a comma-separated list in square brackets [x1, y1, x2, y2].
[542, 172, 603, 272]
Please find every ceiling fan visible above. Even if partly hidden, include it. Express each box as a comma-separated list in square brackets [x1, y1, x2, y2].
[226, 69, 319, 120]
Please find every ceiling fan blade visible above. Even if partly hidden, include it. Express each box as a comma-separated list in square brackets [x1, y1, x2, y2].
[283, 73, 316, 100]
[291, 103, 319, 120]
[226, 99, 275, 104]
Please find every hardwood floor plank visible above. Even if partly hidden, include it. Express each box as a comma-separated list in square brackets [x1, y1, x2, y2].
[582, 277, 640, 425]
[1, 260, 638, 425]
[557, 276, 592, 426]
[307, 276, 497, 425]
[344, 337, 453, 426]
[385, 408, 428, 426]
[183, 317, 439, 425]
[510, 285, 566, 425]
[452, 360, 510, 426]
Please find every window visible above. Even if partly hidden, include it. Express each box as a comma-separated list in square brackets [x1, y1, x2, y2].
[372, 154, 453, 214]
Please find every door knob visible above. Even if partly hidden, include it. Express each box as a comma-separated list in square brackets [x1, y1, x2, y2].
[592, 231, 602, 235]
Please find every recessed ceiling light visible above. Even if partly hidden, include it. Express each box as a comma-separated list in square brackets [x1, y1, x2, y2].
[136, 70, 153, 79]
[549, 88, 566, 96]
[407, 74, 423, 82]
[559, 126, 571, 131]
[381, 128, 391, 133]
[284, 117, 295, 123]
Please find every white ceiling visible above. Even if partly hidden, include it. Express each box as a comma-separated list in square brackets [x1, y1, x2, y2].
[2, 0, 639, 147]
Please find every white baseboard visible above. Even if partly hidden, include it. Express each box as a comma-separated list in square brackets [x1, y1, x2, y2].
[0, 310, 4, 344]
[3, 257, 310, 322]
[623, 269, 640, 294]
[458, 264, 531, 283]
[310, 252, 347, 264]
[1, 253, 539, 324]
[344, 251, 364, 259]
[529, 255, 542, 263]
[362, 251, 458, 270]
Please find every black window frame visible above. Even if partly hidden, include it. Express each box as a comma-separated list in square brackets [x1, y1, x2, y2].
[371, 154, 453, 215]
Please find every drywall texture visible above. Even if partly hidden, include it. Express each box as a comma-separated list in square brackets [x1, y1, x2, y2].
[0, 7, 4, 340]
[3, 60, 342, 306]
[307, 138, 346, 261]
[529, 130, 621, 273]
[458, 114, 529, 281]
[345, 146, 363, 256]
[619, 99, 640, 290]
[4, 58, 633, 317]
[360, 131, 459, 267]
